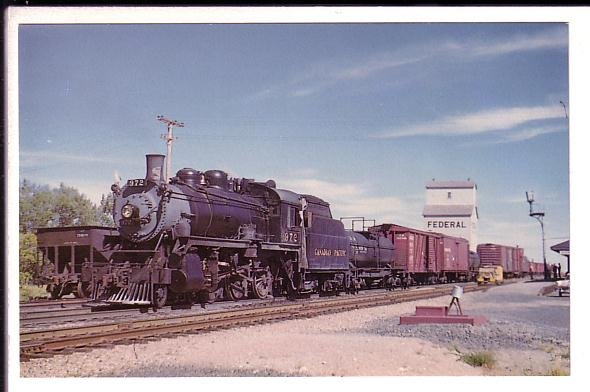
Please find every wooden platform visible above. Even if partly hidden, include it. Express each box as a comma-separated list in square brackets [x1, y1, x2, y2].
[399, 306, 487, 326]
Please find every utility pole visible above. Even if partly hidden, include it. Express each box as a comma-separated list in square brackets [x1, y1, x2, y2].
[157, 115, 184, 183]
[526, 191, 549, 280]
[559, 100, 568, 120]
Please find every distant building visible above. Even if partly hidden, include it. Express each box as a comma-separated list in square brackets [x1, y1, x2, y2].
[422, 179, 478, 251]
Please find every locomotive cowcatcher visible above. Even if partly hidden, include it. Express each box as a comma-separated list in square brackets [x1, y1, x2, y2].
[87, 154, 350, 309]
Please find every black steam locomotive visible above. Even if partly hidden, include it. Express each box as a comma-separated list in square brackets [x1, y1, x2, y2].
[88, 154, 380, 309]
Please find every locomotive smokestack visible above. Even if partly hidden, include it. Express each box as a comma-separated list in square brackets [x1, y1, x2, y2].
[146, 154, 165, 183]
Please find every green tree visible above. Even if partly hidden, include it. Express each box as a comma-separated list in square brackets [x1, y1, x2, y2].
[52, 183, 99, 226]
[98, 193, 115, 227]
[19, 232, 38, 285]
[19, 180, 111, 285]
[19, 180, 54, 233]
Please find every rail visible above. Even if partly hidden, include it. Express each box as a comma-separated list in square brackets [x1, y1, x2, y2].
[20, 282, 494, 361]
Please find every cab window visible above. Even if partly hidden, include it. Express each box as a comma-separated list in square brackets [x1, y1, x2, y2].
[287, 206, 301, 228]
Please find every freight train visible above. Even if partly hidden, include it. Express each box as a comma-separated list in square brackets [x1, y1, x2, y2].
[34, 154, 533, 304]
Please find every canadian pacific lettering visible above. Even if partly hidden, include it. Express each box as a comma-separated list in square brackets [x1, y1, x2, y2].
[314, 248, 347, 257]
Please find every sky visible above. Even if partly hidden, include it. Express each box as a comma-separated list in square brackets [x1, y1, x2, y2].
[17, 22, 571, 267]
[8, 7, 590, 391]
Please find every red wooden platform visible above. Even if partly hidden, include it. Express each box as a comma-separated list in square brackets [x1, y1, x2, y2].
[399, 306, 487, 325]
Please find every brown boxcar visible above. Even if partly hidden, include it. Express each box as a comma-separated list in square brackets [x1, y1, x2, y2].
[533, 262, 545, 274]
[439, 235, 470, 273]
[476, 243, 525, 277]
[370, 224, 469, 284]
[512, 247, 524, 276]
[36, 226, 119, 298]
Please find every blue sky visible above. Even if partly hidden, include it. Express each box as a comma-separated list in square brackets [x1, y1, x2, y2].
[18, 22, 570, 266]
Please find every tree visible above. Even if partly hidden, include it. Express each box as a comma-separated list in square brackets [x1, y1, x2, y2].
[19, 232, 38, 285]
[98, 193, 115, 227]
[52, 183, 100, 227]
[19, 180, 106, 233]
[19, 180, 111, 285]
[19, 180, 54, 233]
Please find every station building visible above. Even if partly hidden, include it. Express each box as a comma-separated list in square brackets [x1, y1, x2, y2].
[422, 179, 478, 252]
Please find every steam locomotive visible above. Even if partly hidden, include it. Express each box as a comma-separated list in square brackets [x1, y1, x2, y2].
[87, 154, 395, 309]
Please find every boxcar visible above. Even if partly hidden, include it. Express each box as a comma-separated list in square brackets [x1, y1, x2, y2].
[476, 243, 525, 278]
[36, 226, 119, 298]
[370, 224, 469, 284]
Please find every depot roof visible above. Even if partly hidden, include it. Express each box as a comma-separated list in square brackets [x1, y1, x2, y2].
[550, 240, 570, 254]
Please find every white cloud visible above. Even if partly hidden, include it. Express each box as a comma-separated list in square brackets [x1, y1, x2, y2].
[278, 176, 422, 227]
[331, 54, 424, 82]
[502, 125, 565, 143]
[468, 28, 567, 58]
[20, 150, 126, 168]
[459, 125, 566, 147]
[280, 178, 361, 200]
[371, 104, 565, 139]
[286, 54, 424, 98]
[249, 27, 566, 100]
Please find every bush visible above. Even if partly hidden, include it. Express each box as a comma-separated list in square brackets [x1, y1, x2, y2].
[20, 284, 48, 301]
[546, 368, 568, 376]
[461, 352, 496, 368]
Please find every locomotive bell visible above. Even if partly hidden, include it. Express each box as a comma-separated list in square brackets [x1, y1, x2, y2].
[146, 154, 165, 183]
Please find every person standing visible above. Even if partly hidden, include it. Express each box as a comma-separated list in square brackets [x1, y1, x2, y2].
[557, 263, 562, 279]
[529, 263, 534, 280]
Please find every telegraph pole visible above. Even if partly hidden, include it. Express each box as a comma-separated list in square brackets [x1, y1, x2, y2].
[157, 115, 184, 182]
[526, 191, 549, 280]
[559, 100, 568, 120]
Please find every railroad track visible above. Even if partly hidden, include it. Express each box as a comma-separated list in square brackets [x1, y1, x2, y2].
[20, 298, 87, 309]
[18, 282, 474, 325]
[20, 282, 490, 361]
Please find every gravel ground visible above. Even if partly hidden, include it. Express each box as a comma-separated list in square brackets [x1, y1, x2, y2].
[20, 280, 569, 377]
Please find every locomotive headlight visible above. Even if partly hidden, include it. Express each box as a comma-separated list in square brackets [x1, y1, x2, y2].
[121, 204, 136, 219]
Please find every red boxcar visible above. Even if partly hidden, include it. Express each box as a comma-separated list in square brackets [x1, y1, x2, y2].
[370, 224, 435, 274]
[512, 247, 524, 275]
[439, 235, 470, 273]
[476, 243, 526, 277]
[533, 262, 545, 274]
[370, 224, 469, 283]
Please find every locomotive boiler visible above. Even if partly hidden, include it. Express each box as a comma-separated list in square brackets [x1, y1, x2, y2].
[89, 154, 350, 309]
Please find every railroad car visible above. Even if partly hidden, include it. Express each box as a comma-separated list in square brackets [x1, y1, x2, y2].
[469, 250, 481, 276]
[476, 243, 526, 278]
[369, 224, 470, 284]
[89, 154, 351, 309]
[345, 226, 395, 289]
[36, 226, 119, 298]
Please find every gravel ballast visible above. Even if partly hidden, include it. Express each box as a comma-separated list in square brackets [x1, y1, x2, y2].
[20, 280, 570, 377]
